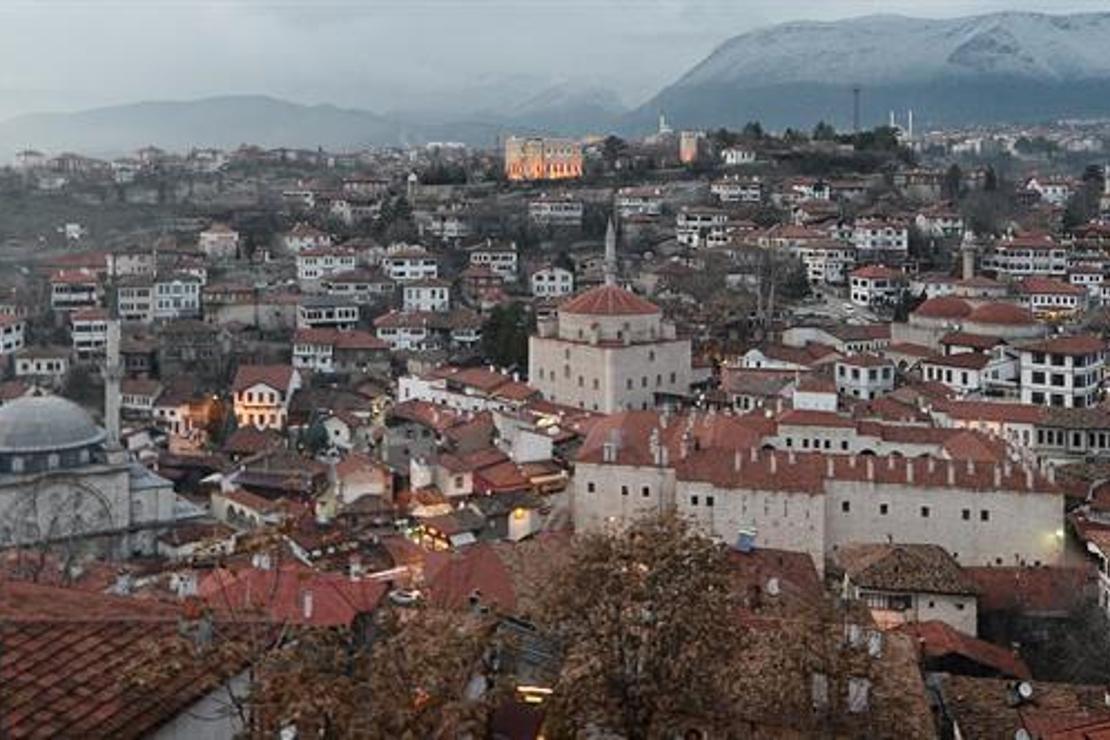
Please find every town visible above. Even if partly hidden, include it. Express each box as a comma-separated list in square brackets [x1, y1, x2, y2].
[5, 112, 1110, 738]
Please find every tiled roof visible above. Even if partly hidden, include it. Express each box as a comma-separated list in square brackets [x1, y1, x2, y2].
[838, 353, 892, 368]
[559, 285, 660, 316]
[575, 410, 763, 467]
[834, 543, 978, 595]
[1017, 276, 1086, 296]
[895, 621, 1030, 679]
[914, 296, 972, 319]
[963, 566, 1093, 615]
[940, 332, 1004, 350]
[1020, 335, 1105, 356]
[921, 351, 991, 370]
[425, 543, 517, 613]
[200, 564, 385, 627]
[934, 399, 1046, 425]
[231, 364, 295, 393]
[851, 265, 904, 280]
[0, 582, 258, 739]
[966, 303, 1036, 326]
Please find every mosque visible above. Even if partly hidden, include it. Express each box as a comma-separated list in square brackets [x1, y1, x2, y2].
[0, 322, 194, 558]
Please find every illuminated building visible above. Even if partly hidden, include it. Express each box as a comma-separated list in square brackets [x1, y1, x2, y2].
[504, 136, 582, 182]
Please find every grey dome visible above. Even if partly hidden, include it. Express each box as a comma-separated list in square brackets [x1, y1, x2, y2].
[0, 396, 105, 454]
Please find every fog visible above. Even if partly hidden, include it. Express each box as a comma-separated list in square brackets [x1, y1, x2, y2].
[1, 0, 1107, 120]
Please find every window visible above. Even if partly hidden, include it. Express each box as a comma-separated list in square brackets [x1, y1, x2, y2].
[921, 506, 930, 518]
[980, 510, 990, 522]
[691, 495, 699, 506]
[879, 503, 888, 515]
[962, 509, 970, 521]
[621, 485, 628, 496]
[587, 482, 595, 493]
[841, 501, 850, 513]
[706, 496, 714, 507]
[642, 486, 650, 498]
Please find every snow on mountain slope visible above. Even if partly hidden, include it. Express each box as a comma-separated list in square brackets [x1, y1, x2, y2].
[677, 12, 1110, 88]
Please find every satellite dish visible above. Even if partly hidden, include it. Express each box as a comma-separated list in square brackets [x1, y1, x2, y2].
[1017, 681, 1034, 701]
[766, 577, 781, 596]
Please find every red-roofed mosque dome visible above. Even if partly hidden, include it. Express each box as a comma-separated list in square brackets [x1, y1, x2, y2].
[559, 285, 660, 316]
[967, 302, 1035, 327]
[914, 296, 972, 320]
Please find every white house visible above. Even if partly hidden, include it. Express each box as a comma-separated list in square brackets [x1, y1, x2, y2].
[69, 308, 108, 359]
[382, 246, 438, 283]
[1019, 335, 1105, 408]
[296, 296, 360, 330]
[851, 218, 909, 255]
[0, 315, 26, 357]
[198, 223, 240, 260]
[282, 223, 332, 253]
[849, 265, 907, 308]
[676, 207, 731, 248]
[721, 147, 756, 166]
[296, 247, 358, 283]
[468, 241, 518, 282]
[231, 365, 302, 430]
[835, 354, 895, 400]
[530, 266, 574, 298]
[153, 274, 202, 320]
[402, 279, 451, 313]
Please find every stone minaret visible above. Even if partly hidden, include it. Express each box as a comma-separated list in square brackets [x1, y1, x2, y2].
[604, 217, 617, 286]
[103, 319, 125, 462]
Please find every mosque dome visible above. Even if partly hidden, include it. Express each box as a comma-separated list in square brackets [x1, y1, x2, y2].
[0, 396, 105, 455]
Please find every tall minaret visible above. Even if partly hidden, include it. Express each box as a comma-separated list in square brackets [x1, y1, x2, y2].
[103, 318, 124, 461]
[604, 217, 617, 286]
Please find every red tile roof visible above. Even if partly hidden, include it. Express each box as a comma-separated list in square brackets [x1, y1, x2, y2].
[934, 399, 1046, 425]
[1020, 335, 1106, 356]
[851, 265, 905, 280]
[966, 302, 1036, 326]
[425, 543, 516, 612]
[1017, 276, 1086, 296]
[0, 582, 258, 740]
[963, 566, 1093, 615]
[199, 563, 385, 627]
[914, 296, 972, 319]
[576, 410, 763, 467]
[232, 364, 295, 393]
[896, 621, 1030, 679]
[559, 284, 660, 316]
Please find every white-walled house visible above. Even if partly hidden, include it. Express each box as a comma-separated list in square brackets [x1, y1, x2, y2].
[231, 365, 302, 430]
[530, 266, 574, 298]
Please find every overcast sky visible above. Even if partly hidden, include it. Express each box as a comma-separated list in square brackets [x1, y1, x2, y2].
[0, 0, 1107, 119]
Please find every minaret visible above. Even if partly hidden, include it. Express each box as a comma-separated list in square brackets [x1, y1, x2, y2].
[604, 217, 617, 286]
[907, 109, 914, 140]
[103, 318, 124, 462]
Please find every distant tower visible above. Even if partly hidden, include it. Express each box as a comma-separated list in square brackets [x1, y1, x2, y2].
[1104, 163, 1110, 196]
[658, 112, 672, 136]
[889, 110, 896, 129]
[604, 217, 617, 286]
[907, 109, 914, 140]
[852, 86, 861, 133]
[406, 171, 419, 202]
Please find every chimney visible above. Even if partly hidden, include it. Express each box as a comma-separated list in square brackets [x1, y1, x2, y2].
[735, 449, 742, 472]
[887, 455, 895, 470]
[826, 456, 835, 478]
[787, 449, 796, 464]
[865, 457, 875, 481]
[769, 452, 778, 475]
[993, 464, 1002, 488]
[906, 462, 915, 484]
[302, 589, 314, 621]
[1025, 465, 1034, 490]
[1046, 465, 1056, 485]
[962, 246, 975, 281]
[946, 461, 955, 486]
[928, 457, 936, 474]
[750, 447, 758, 463]
[849, 454, 857, 469]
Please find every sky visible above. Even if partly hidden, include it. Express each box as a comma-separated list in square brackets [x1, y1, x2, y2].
[0, 0, 1107, 120]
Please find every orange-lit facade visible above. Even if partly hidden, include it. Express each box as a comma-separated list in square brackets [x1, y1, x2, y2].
[504, 136, 582, 182]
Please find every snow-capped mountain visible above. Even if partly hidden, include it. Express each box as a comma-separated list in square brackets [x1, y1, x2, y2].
[627, 12, 1110, 132]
